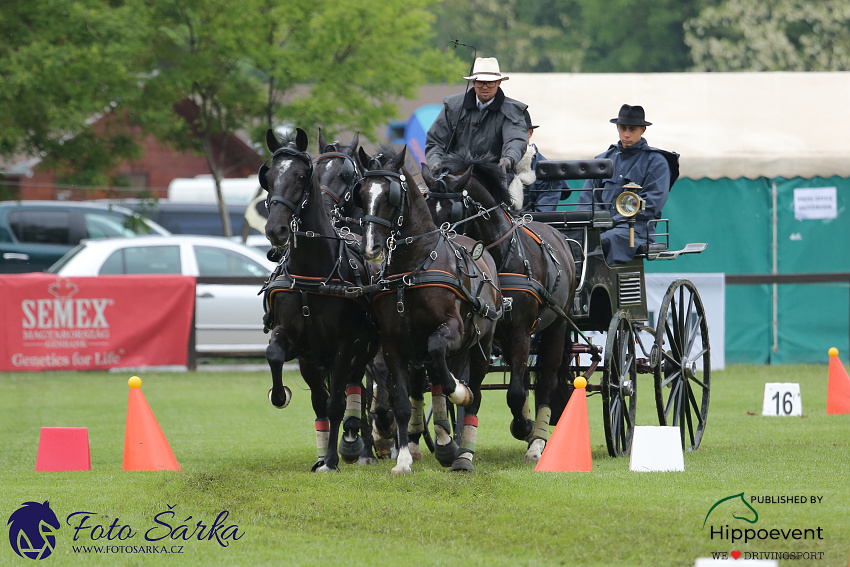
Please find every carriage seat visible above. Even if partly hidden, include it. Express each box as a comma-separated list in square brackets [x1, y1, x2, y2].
[527, 209, 613, 230]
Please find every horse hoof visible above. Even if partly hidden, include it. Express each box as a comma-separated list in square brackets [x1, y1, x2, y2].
[391, 465, 412, 475]
[374, 437, 395, 459]
[434, 440, 459, 467]
[448, 381, 474, 407]
[268, 386, 291, 409]
[450, 456, 475, 472]
[408, 442, 422, 462]
[310, 459, 338, 473]
[339, 435, 364, 464]
[525, 438, 546, 463]
[358, 455, 378, 466]
[510, 417, 534, 441]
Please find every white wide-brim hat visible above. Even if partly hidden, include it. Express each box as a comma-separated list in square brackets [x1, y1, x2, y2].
[463, 57, 509, 81]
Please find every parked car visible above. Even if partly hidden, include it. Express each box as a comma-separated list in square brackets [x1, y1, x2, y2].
[47, 235, 275, 356]
[0, 200, 170, 273]
[105, 199, 262, 238]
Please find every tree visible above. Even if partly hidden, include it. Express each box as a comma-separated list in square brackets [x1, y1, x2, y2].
[0, 0, 146, 186]
[432, 0, 588, 73]
[685, 0, 850, 71]
[133, 0, 458, 236]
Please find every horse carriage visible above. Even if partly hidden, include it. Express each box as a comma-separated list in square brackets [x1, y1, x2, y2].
[258, 128, 710, 473]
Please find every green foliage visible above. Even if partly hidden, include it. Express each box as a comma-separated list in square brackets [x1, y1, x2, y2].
[685, 0, 850, 71]
[432, 0, 588, 73]
[0, 0, 146, 182]
[431, 0, 704, 73]
[577, 0, 703, 72]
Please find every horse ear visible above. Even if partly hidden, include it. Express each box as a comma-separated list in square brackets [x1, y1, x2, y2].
[357, 147, 371, 170]
[295, 128, 309, 152]
[266, 129, 281, 153]
[348, 132, 360, 154]
[421, 163, 434, 186]
[391, 146, 407, 172]
[317, 128, 327, 152]
[457, 165, 473, 187]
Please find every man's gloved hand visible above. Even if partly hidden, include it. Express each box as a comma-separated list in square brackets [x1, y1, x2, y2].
[498, 156, 514, 172]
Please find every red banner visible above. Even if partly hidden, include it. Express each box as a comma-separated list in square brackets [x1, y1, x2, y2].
[0, 274, 195, 371]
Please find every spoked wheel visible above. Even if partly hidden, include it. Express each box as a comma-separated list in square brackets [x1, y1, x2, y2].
[602, 311, 637, 457]
[653, 279, 711, 451]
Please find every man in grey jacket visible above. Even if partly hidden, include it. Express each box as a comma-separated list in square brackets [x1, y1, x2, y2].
[425, 57, 528, 205]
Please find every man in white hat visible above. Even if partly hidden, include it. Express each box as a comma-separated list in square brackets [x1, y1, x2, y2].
[425, 57, 528, 198]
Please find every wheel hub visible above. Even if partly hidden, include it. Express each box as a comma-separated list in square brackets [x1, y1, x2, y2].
[684, 359, 698, 380]
[620, 379, 634, 397]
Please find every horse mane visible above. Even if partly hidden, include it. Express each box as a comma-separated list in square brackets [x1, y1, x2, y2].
[441, 150, 505, 192]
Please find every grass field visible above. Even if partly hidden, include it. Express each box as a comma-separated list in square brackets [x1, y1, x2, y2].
[1, 363, 849, 566]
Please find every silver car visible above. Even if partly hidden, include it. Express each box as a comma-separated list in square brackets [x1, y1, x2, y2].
[48, 235, 276, 356]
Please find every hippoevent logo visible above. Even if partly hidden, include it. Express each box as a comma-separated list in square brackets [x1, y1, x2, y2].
[7, 501, 244, 559]
[7, 501, 60, 560]
[704, 492, 826, 562]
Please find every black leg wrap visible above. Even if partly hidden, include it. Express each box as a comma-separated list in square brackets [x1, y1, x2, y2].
[434, 439, 459, 468]
[338, 433, 364, 464]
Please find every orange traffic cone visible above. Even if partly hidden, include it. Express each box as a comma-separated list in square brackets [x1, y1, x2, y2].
[535, 377, 592, 472]
[123, 376, 180, 471]
[827, 348, 850, 415]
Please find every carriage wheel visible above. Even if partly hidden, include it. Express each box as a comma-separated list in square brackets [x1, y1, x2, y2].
[602, 312, 637, 457]
[653, 279, 711, 451]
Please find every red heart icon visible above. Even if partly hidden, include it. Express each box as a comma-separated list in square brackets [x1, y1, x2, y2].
[730, 551, 742, 560]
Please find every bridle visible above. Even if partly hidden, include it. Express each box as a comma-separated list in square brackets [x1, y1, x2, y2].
[316, 151, 361, 212]
[258, 146, 314, 220]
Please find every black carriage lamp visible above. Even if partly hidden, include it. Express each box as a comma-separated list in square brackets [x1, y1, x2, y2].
[615, 183, 645, 248]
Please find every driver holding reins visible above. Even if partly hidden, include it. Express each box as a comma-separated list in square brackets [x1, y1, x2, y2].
[425, 57, 529, 209]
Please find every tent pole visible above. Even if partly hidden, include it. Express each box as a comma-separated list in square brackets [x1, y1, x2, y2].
[772, 181, 779, 355]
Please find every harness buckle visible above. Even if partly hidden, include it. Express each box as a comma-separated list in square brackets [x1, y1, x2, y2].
[345, 287, 362, 298]
[397, 301, 405, 314]
[302, 305, 310, 317]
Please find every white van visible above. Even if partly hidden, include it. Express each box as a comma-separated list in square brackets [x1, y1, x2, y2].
[167, 176, 266, 206]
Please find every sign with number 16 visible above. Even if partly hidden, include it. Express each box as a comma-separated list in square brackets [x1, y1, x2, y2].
[762, 383, 802, 416]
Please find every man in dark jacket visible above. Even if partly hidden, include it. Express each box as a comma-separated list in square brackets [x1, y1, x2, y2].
[425, 57, 528, 209]
[578, 104, 679, 264]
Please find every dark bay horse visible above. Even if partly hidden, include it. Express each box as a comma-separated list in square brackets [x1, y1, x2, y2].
[316, 129, 364, 235]
[423, 152, 576, 462]
[355, 146, 503, 473]
[260, 127, 378, 472]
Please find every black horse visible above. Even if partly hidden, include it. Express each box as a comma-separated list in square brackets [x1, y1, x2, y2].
[423, 151, 577, 462]
[261, 127, 378, 472]
[315, 129, 364, 235]
[355, 146, 503, 473]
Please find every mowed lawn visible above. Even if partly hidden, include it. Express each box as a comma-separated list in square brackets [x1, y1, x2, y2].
[1, 363, 848, 566]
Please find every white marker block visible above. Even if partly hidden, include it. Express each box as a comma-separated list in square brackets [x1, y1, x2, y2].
[762, 383, 802, 416]
[629, 426, 684, 472]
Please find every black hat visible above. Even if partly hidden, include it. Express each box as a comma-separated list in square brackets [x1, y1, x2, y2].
[610, 104, 652, 126]
[524, 111, 539, 130]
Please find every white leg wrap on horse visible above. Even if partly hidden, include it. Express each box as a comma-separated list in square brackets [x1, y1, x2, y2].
[344, 384, 361, 421]
[448, 376, 473, 406]
[459, 415, 478, 455]
[431, 386, 453, 444]
[409, 397, 425, 434]
[533, 406, 552, 441]
[315, 419, 329, 459]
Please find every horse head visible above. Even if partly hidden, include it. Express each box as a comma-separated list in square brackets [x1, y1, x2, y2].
[316, 128, 362, 221]
[356, 145, 435, 265]
[259, 128, 313, 248]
